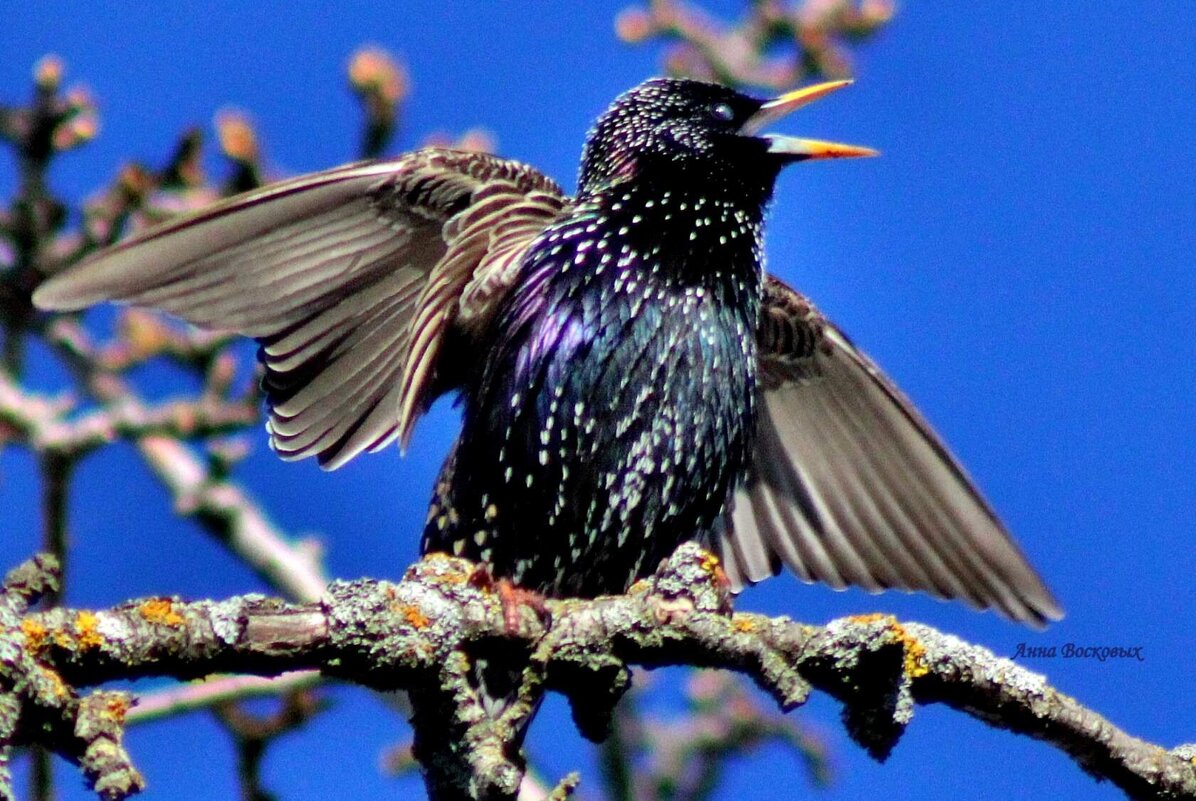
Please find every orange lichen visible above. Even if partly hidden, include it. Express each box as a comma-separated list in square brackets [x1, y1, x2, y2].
[888, 621, 930, 678]
[101, 694, 131, 724]
[75, 611, 103, 649]
[699, 551, 721, 573]
[21, 619, 48, 653]
[732, 616, 757, 633]
[395, 603, 431, 630]
[138, 598, 185, 627]
[698, 549, 733, 592]
[848, 614, 929, 678]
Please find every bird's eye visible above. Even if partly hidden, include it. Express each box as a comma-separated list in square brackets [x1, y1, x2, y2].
[711, 102, 735, 122]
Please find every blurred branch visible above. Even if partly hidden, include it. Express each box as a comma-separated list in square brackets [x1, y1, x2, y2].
[97, 309, 239, 373]
[29, 747, 52, 801]
[598, 691, 637, 801]
[348, 47, 408, 159]
[640, 671, 830, 801]
[421, 128, 497, 155]
[214, 690, 326, 801]
[616, 0, 894, 89]
[346, 45, 495, 157]
[120, 672, 320, 728]
[0, 367, 257, 461]
[20, 159, 82, 793]
[40, 317, 327, 603]
[0, 56, 97, 375]
[37, 451, 74, 609]
[594, 669, 830, 801]
[2, 59, 353, 799]
[4, 547, 1193, 801]
[3, 57, 326, 608]
[215, 109, 266, 194]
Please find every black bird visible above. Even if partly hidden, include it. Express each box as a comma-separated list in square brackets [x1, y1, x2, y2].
[34, 78, 1062, 624]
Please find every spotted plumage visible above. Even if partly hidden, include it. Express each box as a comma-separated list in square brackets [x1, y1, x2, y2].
[423, 179, 761, 595]
[34, 77, 1062, 624]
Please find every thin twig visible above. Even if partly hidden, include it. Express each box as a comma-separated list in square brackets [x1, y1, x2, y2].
[126, 672, 322, 726]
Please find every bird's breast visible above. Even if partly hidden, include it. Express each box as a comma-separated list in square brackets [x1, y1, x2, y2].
[429, 190, 765, 596]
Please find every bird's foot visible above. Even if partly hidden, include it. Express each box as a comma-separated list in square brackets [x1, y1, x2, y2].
[497, 580, 551, 635]
[468, 564, 551, 635]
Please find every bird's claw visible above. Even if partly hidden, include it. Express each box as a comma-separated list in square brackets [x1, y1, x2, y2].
[468, 564, 552, 635]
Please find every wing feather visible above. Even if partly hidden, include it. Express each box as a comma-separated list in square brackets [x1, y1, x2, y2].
[396, 186, 569, 443]
[721, 277, 1062, 625]
[34, 148, 569, 468]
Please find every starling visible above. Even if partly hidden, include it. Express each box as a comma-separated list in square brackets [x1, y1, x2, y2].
[34, 78, 1062, 624]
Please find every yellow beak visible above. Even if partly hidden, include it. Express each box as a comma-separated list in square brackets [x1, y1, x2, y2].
[742, 80, 879, 161]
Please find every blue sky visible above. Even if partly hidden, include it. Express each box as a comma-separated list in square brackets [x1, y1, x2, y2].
[2, 3, 1192, 800]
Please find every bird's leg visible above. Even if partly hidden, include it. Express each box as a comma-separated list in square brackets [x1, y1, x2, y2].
[498, 580, 551, 634]
[468, 563, 552, 635]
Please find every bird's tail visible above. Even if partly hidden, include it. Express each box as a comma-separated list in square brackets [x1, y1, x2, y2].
[474, 654, 541, 726]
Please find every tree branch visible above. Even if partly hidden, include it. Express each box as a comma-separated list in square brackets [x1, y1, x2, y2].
[125, 672, 322, 726]
[0, 368, 257, 462]
[2, 548, 1192, 801]
[213, 689, 327, 801]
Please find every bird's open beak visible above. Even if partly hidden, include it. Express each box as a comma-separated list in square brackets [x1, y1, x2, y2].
[742, 80, 879, 161]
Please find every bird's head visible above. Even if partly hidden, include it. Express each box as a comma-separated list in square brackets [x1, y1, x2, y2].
[578, 78, 876, 196]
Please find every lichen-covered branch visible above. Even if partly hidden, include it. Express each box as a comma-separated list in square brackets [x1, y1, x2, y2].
[0, 556, 144, 801]
[2, 549, 1192, 801]
[0, 56, 97, 375]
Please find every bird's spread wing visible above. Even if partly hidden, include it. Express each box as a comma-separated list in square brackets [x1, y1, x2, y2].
[719, 276, 1062, 625]
[34, 148, 570, 469]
